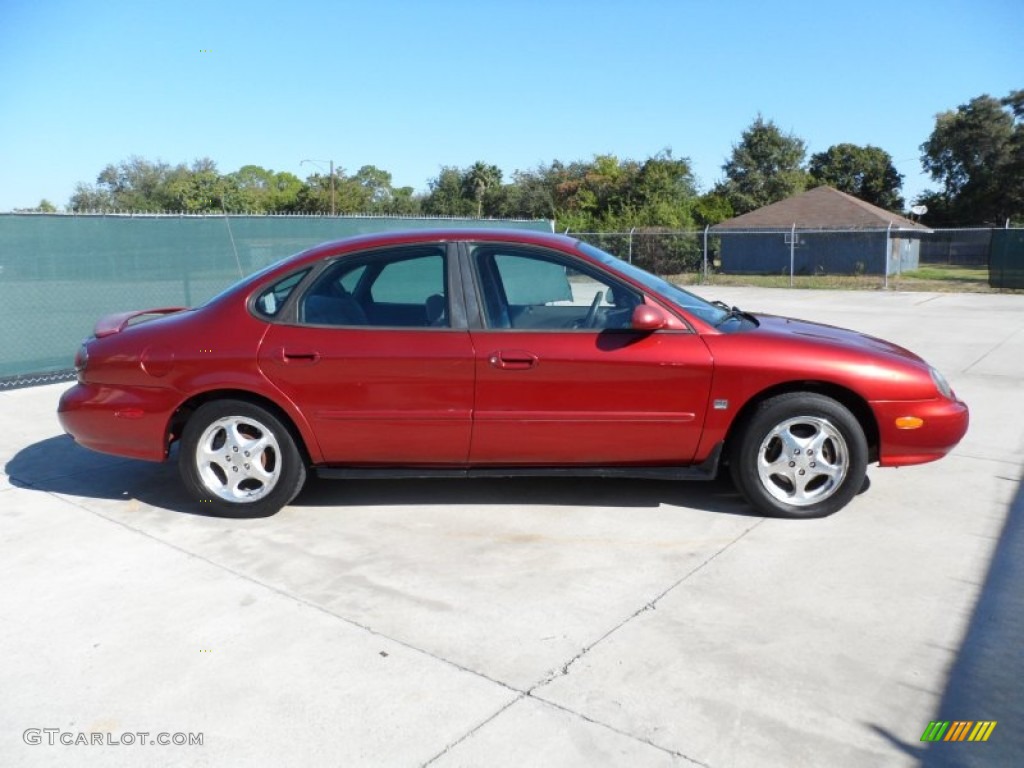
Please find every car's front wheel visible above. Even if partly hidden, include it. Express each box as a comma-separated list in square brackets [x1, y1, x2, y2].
[730, 393, 868, 519]
[179, 399, 306, 516]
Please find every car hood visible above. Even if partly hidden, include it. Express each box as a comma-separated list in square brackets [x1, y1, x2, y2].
[751, 314, 926, 366]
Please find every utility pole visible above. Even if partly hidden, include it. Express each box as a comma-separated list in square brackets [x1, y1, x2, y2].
[329, 159, 335, 216]
[301, 159, 336, 215]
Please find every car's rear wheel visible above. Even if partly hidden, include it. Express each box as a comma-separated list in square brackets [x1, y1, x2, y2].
[730, 393, 867, 519]
[179, 399, 306, 516]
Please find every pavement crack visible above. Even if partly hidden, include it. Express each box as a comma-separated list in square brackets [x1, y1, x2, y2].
[528, 695, 712, 766]
[963, 324, 1024, 374]
[419, 695, 524, 767]
[531, 518, 765, 691]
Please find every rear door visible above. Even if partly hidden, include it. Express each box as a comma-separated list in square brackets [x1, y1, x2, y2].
[465, 243, 714, 466]
[258, 243, 475, 464]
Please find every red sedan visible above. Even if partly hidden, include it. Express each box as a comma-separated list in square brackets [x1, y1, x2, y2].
[58, 229, 968, 518]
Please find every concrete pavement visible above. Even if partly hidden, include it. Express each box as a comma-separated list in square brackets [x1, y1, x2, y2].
[1, 288, 1021, 767]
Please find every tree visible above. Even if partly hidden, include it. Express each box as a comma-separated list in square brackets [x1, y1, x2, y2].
[294, 172, 336, 214]
[227, 165, 275, 211]
[919, 92, 1023, 225]
[717, 115, 808, 215]
[15, 198, 59, 213]
[463, 162, 503, 217]
[808, 143, 904, 211]
[692, 193, 733, 227]
[497, 166, 557, 221]
[422, 166, 475, 216]
[69, 182, 113, 211]
[999, 89, 1024, 224]
[628, 150, 698, 227]
[163, 158, 232, 212]
[94, 156, 174, 211]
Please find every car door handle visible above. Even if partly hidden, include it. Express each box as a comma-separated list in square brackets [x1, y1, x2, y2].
[280, 348, 321, 364]
[488, 350, 538, 370]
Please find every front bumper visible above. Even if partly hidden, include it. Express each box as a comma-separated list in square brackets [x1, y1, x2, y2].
[58, 383, 180, 462]
[872, 397, 970, 467]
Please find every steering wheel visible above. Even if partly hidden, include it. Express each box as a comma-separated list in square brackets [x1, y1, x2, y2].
[583, 291, 604, 328]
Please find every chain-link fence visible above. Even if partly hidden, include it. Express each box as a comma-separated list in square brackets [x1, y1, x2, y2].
[918, 228, 991, 266]
[569, 226, 1023, 290]
[569, 230, 705, 276]
[0, 213, 552, 383]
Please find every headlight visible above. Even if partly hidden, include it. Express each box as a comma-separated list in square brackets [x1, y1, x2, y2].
[929, 366, 954, 399]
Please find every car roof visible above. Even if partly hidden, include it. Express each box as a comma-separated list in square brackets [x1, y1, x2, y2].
[293, 228, 578, 263]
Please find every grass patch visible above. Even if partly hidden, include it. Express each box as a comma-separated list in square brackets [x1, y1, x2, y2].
[664, 263, 1017, 293]
[898, 264, 987, 282]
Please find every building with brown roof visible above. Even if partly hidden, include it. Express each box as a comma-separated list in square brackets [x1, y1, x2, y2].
[711, 186, 928, 275]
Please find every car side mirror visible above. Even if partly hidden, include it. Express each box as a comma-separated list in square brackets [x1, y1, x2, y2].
[631, 305, 666, 332]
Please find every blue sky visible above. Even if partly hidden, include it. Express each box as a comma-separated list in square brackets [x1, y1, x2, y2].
[0, 0, 1020, 213]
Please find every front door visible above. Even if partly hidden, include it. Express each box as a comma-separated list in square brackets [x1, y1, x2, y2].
[466, 244, 713, 466]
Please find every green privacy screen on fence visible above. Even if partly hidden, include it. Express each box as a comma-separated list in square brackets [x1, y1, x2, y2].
[990, 228, 1024, 290]
[0, 214, 553, 379]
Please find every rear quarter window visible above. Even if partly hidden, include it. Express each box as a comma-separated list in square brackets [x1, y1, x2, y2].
[253, 270, 309, 318]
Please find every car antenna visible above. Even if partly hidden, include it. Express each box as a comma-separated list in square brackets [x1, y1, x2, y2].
[221, 195, 244, 278]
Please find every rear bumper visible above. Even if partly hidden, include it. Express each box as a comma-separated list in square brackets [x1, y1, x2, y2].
[872, 397, 969, 467]
[58, 383, 179, 462]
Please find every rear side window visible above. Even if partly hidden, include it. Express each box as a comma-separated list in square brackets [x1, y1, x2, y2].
[370, 254, 444, 304]
[300, 246, 449, 328]
[253, 270, 308, 318]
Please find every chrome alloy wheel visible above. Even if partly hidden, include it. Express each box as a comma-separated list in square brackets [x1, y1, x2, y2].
[195, 415, 282, 502]
[756, 416, 849, 507]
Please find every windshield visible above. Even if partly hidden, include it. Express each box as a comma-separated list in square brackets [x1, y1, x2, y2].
[578, 242, 732, 326]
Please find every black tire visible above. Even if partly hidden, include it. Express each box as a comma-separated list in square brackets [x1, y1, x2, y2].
[179, 399, 306, 517]
[729, 393, 868, 519]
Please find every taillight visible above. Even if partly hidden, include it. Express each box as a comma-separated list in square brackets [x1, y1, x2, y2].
[74, 343, 89, 382]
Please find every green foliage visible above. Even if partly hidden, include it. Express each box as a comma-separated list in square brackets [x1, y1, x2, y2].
[692, 192, 733, 227]
[14, 199, 59, 213]
[163, 158, 232, 212]
[69, 181, 114, 211]
[495, 167, 556, 220]
[422, 166, 476, 217]
[462, 162, 503, 217]
[71, 156, 175, 211]
[808, 143, 904, 211]
[417, 152, 698, 231]
[919, 91, 1024, 225]
[717, 115, 808, 214]
[226, 165, 303, 212]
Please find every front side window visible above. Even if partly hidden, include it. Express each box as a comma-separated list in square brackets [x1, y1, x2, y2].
[578, 242, 731, 327]
[472, 246, 640, 331]
[300, 246, 448, 328]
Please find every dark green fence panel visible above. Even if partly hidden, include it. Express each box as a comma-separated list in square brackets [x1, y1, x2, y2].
[0, 214, 552, 379]
[989, 229, 1024, 289]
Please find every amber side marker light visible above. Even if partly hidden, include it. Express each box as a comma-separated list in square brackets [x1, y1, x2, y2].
[895, 416, 924, 430]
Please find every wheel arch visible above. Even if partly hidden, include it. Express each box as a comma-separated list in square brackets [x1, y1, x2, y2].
[167, 389, 315, 466]
[724, 381, 880, 464]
